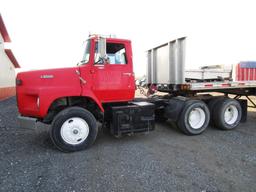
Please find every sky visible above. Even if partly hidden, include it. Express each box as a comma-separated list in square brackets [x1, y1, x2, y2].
[1, 0, 256, 77]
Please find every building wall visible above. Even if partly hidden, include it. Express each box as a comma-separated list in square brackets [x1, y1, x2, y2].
[0, 33, 16, 99]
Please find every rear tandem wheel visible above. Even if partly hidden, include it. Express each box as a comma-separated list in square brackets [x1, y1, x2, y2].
[212, 98, 242, 130]
[177, 100, 210, 135]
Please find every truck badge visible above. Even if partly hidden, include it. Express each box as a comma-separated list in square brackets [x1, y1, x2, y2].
[40, 75, 54, 79]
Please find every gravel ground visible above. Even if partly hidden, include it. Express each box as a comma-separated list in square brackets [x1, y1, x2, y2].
[0, 97, 256, 192]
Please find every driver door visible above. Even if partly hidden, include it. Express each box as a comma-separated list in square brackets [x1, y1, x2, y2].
[91, 40, 135, 103]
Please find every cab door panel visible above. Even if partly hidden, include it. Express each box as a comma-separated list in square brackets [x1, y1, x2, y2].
[81, 39, 135, 103]
[91, 64, 133, 102]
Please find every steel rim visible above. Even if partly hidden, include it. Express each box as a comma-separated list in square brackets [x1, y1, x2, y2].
[60, 117, 89, 145]
[224, 105, 238, 125]
[188, 107, 206, 129]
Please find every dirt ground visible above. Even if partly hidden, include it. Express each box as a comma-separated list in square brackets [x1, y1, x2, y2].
[0, 96, 256, 192]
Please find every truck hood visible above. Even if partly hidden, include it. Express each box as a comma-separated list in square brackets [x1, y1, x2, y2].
[17, 67, 80, 81]
[16, 67, 82, 117]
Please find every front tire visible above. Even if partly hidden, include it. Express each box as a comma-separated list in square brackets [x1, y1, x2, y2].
[177, 100, 210, 135]
[50, 107, 98, 152]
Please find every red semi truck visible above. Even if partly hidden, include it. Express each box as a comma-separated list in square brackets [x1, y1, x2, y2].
[16, 35, 256, 152]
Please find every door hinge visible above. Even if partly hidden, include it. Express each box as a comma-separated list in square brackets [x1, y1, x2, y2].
[76, 70, 86, 84]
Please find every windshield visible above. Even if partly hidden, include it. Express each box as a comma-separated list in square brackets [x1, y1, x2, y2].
[79, 40, 91, 65]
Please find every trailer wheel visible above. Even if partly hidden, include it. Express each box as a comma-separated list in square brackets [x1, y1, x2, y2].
[212, 99, 242, 130]
[207, 97, 225, 125]
[50, 107, 98, 152]
[177, 100, 210, 135]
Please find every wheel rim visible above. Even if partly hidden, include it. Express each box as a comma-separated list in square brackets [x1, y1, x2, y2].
[60, 117, 89, 145]
[224, 105, 238, 125]
[188, 107, 206, 129]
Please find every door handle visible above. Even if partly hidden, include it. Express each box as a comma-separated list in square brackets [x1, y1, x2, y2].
[90, 69, 95, 74]
[123, 72, 132, 76]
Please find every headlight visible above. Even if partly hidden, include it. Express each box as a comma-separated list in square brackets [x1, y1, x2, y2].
[16, 78, 22, 86]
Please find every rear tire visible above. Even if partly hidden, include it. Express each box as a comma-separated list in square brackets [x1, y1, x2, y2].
[177, 100, 210, 135]
[50, 107, 98, 152]
[207, 97, 225, 125]
[212, 98, 242, 130]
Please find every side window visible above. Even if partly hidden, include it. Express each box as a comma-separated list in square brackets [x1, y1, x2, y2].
[107, 43, 127, 64]
[94, 42, 127, 64]
[94, 42, 102, 64]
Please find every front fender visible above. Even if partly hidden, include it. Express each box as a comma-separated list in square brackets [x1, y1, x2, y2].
[39, 87, 80, 117]
[81, 90, 104, 112]
[39, 88, 104, 118]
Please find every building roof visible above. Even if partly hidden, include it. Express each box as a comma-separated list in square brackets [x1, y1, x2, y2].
[5, 49, 20, 68]
[0, 14, 20, 68]
[0, 14, 11, 42]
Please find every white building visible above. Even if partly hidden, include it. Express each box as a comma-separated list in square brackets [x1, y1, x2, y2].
[0, 14, 20, 100]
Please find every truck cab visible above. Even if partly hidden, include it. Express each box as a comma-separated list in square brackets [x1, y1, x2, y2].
[17, 36, 136, 119]
[79, 36, 135, 103]
[16, 35, 145, 152]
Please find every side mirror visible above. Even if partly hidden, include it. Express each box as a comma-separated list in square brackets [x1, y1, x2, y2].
[98, 37, 106, 59]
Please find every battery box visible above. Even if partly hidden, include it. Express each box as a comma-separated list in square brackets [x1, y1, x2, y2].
[110, 102, 155, 137]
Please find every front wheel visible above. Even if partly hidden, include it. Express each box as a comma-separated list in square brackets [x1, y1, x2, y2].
[50, 107, 98, 152]
[177, 100, 210, 135]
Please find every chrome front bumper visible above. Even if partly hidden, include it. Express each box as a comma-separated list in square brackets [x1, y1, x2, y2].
[18, 115, 38, 130]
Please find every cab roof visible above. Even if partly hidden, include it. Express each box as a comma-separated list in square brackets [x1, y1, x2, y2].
[88, 35, 131, 43]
